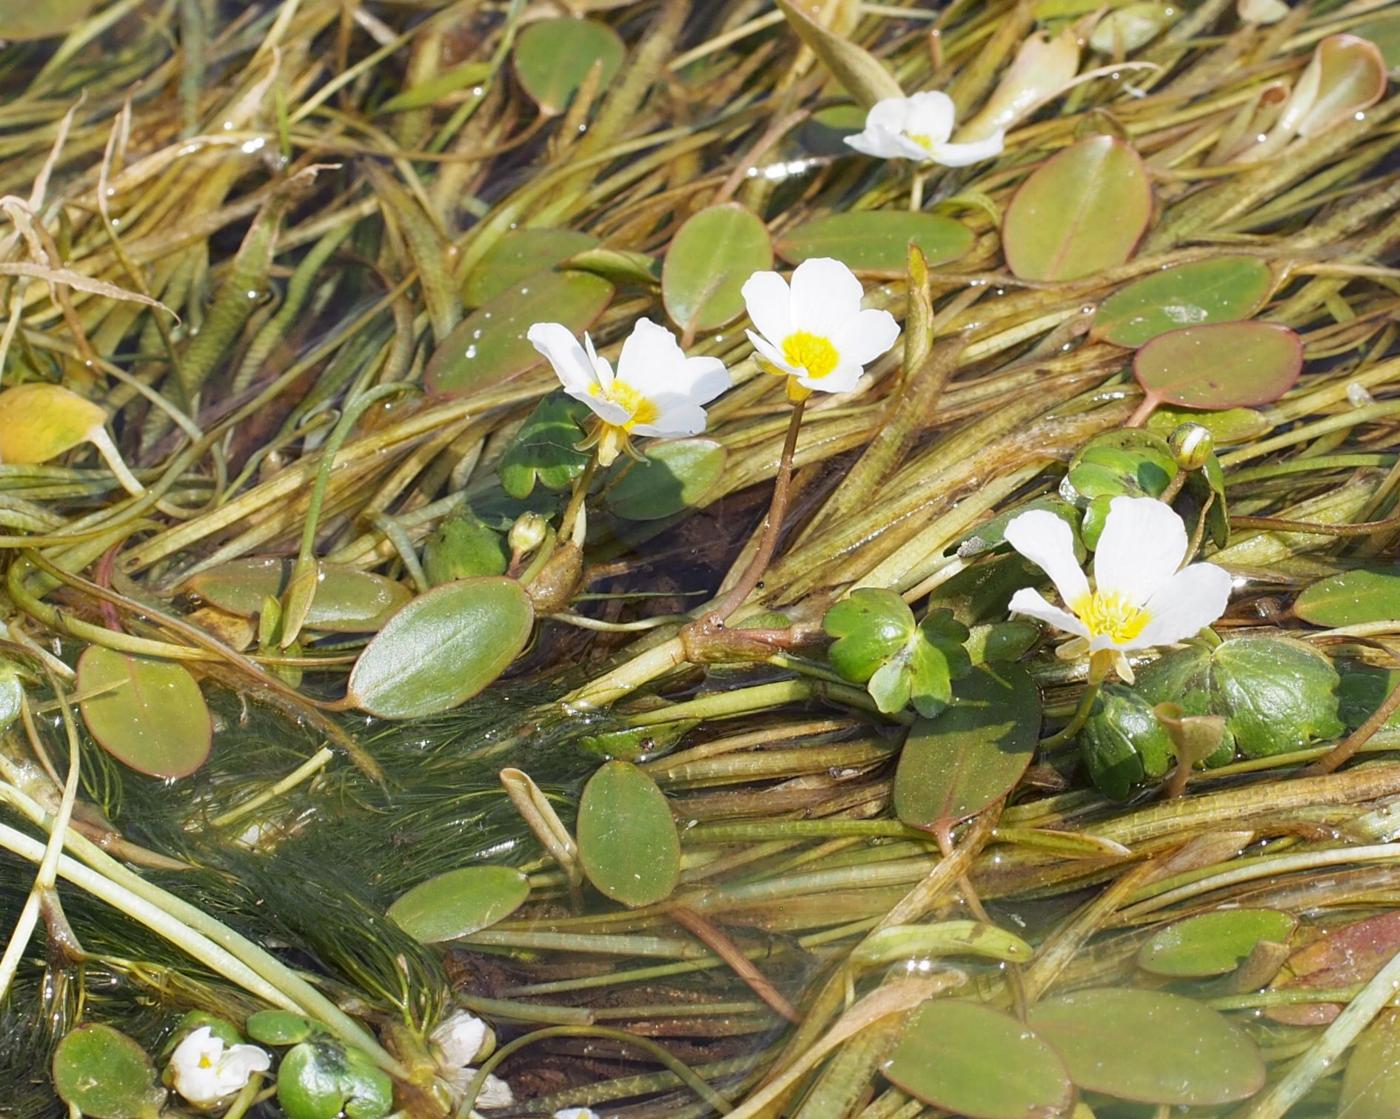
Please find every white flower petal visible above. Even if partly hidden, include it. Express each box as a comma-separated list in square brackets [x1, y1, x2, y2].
[432, 1010, 490, 1068]
[865, 96, 917, 134]
[584, 333, 612, 390]
[796, 361, 863, 395]
[615, 318, 688, 395]
[169, 1029, 269, 1107]
[929, 130, 1005, 166]
[1133, 563, 1233, 649]
[741, 270, 793, 346]
[905, 91, 956, 144]
[830, 308, 900, 367]
[844, 128, 906, 160]
[554, 1110, 602, 1119]
[1093, 496, 1188, 606]
[632, 397, 707, 437]
[789, 256, 865, 333]
[1008, 588, 1090, 638]
[585, 395, 631, 427]
[747, 329, 798, 374]
[217, 1044, 272, 1085]
[528, 323, 599, 396]
[682, 355, 731, 404]
[1004, 509, 1090, 607]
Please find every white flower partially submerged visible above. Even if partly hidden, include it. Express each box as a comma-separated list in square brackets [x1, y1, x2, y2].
[431, 1009, 492, 1068]
[1004, 496, 1231, 681]
[168, 1027, 271, 1109]
[844, 91, 1004, 166]
[528, 318, 729, 466]
[741, 258, 899, 400]
[554, 1109, 602, 1119]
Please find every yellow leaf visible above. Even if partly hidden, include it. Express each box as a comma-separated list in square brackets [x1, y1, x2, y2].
[0, 383, 107, 464]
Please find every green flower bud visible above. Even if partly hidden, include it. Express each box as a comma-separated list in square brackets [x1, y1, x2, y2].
[509, 511, 549, 555]
[1168, 422, 1214, 471]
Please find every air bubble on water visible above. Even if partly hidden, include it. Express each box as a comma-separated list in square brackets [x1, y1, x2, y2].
[465, 345, 477, 359]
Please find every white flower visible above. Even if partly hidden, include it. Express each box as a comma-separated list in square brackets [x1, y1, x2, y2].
[554, 1109, 602, 1119]
[442, 1067, 515, 1109]
[431, 1009, 492, 1068]
[1004, 496, 1231, 681]
[168, 1027, 270, 1109]
[844, 91, 1004, 166]
[741, 258, 899, 400]
[528, 317, 729, 466]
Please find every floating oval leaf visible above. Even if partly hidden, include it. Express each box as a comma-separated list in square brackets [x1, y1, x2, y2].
[1340, 1010, 1400, 1119]
[78, 647, 212, 779]
[513, 18, 625, 115]
[662, 204, 772, 335]
[606, 438, 727, 521]
[1209, 635, 1343, 757]
[1280, 34, 1388, 139]
[0, 0, 95, 40]
[1093, 256, 1273, 348]
[387, 866, 530, 943]
[894, 661, 1040, 830]
[1137, 909, 1298, 977]
[1078, 683, 1177, 800]
[426, 270, 614, 397]
[1003, 136, 1151, 282]
[277, 1039, 393, 1119]
[462, 228, 599, 307]
[246, 1010, 315, 1046]
[1269, 912, 1400, 1025]
[1294, 569, 1400, 628]
[1134, 321, 1303, 412]
[1027, 988, 1265, 1105]
[184, 558, 411, 632]
[577, 760, 680, 907]
[347, 577, 534, 719]
[884, 1000, 1073, 1119]
[1144, 404, 1270, 445]
[0, 382, 106, 463]
[776, 211, 974, 277]
[52, 1025, 165, 1119]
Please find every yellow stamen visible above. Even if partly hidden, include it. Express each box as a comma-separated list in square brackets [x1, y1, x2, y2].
[781, 331, 840, 380]
[907, 132, 936, 151]
[1073, 592, 1150, 644]
[198, 1055, 213, 1069]
[591, 379, 658, 431]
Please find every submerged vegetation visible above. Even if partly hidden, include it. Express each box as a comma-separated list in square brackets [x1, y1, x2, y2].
[1, 0, 1400, 1115]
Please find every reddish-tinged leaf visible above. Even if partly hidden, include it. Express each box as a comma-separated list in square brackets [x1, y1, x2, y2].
[1134, 321, 1302, 412]
[1269, 912, 1400, 1025]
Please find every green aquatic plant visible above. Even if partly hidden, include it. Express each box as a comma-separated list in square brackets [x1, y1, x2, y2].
[0, 0, 1398, 1116]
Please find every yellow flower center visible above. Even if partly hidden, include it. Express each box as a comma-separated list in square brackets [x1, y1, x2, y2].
[1074, 592, 1150, 644]
[907, 132, 936, 151]
[198, 1055, 214, 1069]
[781, 331, 840, 379]
[592, 379, 658, 430]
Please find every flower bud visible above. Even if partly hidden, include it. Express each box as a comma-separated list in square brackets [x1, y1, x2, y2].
[1168, 422, 1214, 471]
[509, 512, 549, 555]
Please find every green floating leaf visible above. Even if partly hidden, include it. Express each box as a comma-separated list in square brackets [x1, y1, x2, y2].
[1340, 1010, 1400, 1119]
[184, 557, 412, 633]
[378, 60, 493, 114]
[78, 647, 212, 779]
[884, 1000, 1073, 1119]
[563, 246, 661, 288]
[277, 1040, 393, 1119]
[1060, 429, 1177, 549]
[1134, 321, 1303, 412]
[895, 662, 1040, 830]
[1093, 255, 1273, 348]
[423, 507, 509, 584]
[513, 18, 625, 115]
[1027, 989, 1266, 1106]
[773, 0, 904, 107]
[1144, 405, 1270, 445]
[462, 228, 599, 307]
[1294, 568, 1400, 628]
[577, 760, 680, 908]
[661, 204, 772, 335]
[1269, 912, 1400, 1025]
[347, 577, 534, 719]
[1138, 909, 1298, 977]
[387, 866, 531, 943]
[1078, 684, 1177, 801]
[1003, 136, 1152, 282]
[1338, 662, 1400, 735]
[1210, 635, 1343, 757]
[824, 590, 972, 717]
[776, 211, 974, 277]
[606, 438, 727, 521]
[498, 393, 592, 499]
[426, 270, 615, 398]
[854, 921, 1033, 969]
[0, 0, 95, 40]
[246, 1010, 315, 1046]
[52, 1025, 165, 1119]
